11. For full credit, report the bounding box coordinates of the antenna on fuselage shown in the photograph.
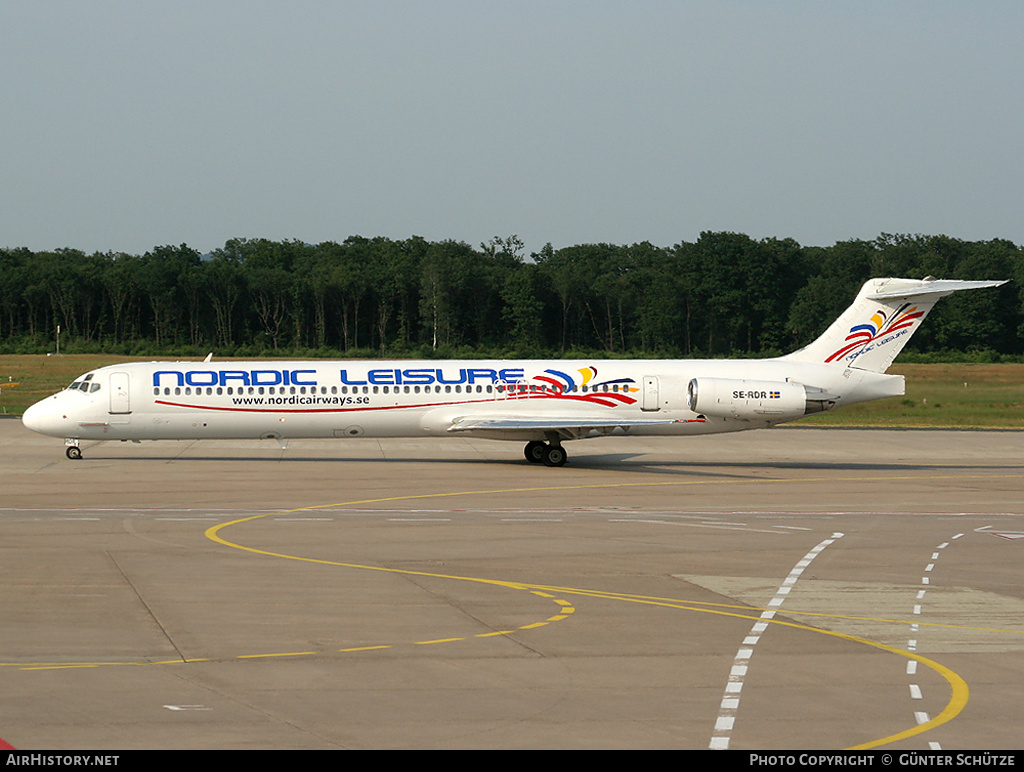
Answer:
[203,353,213,363]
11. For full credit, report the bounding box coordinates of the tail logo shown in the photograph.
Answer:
[825,304,924,363]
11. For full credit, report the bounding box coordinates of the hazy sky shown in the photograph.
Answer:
[2,1,1022,257]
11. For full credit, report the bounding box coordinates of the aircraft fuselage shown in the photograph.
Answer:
[22,357,901,445]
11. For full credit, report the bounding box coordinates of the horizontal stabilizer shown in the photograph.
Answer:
[865,278,1006,299]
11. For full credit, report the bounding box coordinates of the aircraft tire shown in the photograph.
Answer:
[524,441,546,464]
[542,445,567,467]
[66,446,82,460]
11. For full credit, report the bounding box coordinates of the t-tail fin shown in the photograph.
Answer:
[782,277,1006,373]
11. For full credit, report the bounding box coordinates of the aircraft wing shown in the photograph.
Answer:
[446,415,692,441]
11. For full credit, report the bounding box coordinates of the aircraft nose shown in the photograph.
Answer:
[22,400,44,433]
[22,397,65,436]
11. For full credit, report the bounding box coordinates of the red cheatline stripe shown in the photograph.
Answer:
[533,376,564,390]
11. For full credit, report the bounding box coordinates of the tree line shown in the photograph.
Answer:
[1,232,1022,359]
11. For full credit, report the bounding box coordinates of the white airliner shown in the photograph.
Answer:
[22,277,1004,466]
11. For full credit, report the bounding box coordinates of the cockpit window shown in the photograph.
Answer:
[67,373,101,393]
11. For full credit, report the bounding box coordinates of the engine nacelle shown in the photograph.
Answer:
[687,378,830,420]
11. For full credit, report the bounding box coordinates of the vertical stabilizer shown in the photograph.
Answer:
[782,278,1005,373]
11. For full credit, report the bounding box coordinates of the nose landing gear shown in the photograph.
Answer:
[65,440,82,460]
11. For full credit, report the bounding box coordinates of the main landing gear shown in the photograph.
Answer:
[524,440,568,467]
